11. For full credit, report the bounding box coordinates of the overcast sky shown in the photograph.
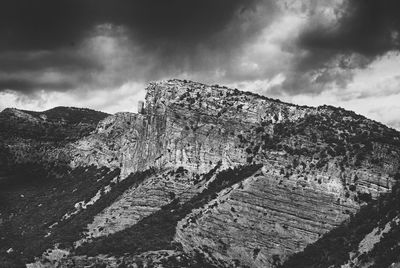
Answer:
[0,0,399,130]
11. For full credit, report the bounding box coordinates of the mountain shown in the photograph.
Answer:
[0,106,109,140]
[0,79,399,268]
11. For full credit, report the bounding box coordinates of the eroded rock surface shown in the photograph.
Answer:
[1,79,400,268]
[70,80,317,178]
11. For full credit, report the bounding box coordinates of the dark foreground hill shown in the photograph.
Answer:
[0,79,399,267]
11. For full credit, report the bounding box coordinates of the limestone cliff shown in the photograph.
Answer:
[70,80,316,177]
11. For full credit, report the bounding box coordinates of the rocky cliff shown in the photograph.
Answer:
[70,80,317,177]
[1,79,400,268]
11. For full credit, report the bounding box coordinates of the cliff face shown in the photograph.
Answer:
[1,80,400,268]
[70,80,316,177]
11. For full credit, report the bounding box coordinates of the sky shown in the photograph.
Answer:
[0,0,400,130]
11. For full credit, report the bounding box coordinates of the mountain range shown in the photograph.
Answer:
[1,79,400,268]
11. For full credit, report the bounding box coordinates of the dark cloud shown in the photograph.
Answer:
[0,0,259,51]
[0,51,101,73]
[0,78,78,92]
[300,0,400,57]
[0,49,104,93]
[0,0,268,93]
[286,0,400,93]
[3,0,400,99]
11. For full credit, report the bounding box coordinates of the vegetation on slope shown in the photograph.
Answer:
[26,106,110,125]
[238,105,399,168]
[2,82,400,267]
[282,173,400,268]
[0,166,152,267]
[75,164,262,259]
[0,106,109,141]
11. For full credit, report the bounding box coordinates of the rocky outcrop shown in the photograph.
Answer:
[175,165,360,267]
[70,80,316,178]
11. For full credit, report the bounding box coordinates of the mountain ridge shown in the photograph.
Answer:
[0,79,399,267]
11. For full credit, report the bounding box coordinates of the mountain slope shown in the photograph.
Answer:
[282,175,400,268]
[0,79,399,267]
[0,106,109,141]
[0,106,109,176]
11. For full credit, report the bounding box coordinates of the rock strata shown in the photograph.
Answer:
[1,80,400,268]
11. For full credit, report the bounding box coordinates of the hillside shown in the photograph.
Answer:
[0,79,399,267]
[0,106,109,141]
[282,178,400,268]
[0,106,109,174]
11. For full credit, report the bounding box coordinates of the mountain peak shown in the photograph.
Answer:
[2,80,400,268]
[146,79,289,107]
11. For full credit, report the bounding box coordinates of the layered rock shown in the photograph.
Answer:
[2,79,400,268]
[175,165,360,267]
[58,80,400,266]
[70,80,316,178]
[82,168,205,241]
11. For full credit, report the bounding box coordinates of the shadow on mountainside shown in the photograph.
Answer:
[0,166,153,267]
[75,164,262,267]
[282,173,400,268]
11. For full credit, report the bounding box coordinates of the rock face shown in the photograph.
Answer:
[1,79,400,268]
[82,169,202,241]
[282,177,400,268]
[71,80,316,177]
[174,168,358,267]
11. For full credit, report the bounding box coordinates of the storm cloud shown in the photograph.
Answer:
[0,0,272,93]
[285,0,400,93]
[0,0,263,50]
[299,0,400,57]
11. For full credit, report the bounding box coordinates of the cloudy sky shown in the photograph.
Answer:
[0,0,400,130]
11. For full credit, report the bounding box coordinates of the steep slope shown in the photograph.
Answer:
[70,80,317,177]
[282,174,400,268]
[1,79,400,268]
[0,107,111,267]
[67,80,400,266]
